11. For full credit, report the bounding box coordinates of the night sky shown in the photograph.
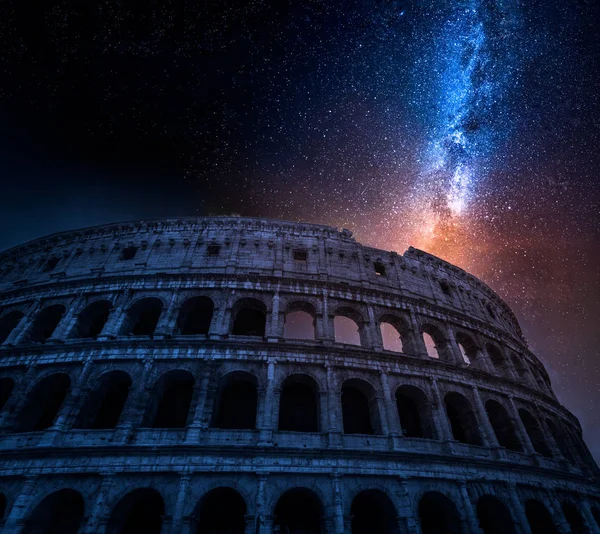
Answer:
[1,1,600,459]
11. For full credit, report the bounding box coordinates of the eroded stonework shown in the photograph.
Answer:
[0,216,598,533]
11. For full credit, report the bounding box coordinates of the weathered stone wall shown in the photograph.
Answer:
[0,217,598,533]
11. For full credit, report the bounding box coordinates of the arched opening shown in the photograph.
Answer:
[194,487,246,534]
[278,374,320,432]
[485,400,522,452]
[525,499,559,534]
[70,300,112,339]
[121,298,163,337]
[0,376,15,412]
[419,491,462,534]
[212,372,258,430]
[455,332,479,365]
[380,323,403,353]
[546,419,575,462]
[562,502,586,534]
[274,488,324,534]
[380,315,414,354]
[144,370,194,428]
[16,373,70,432]
[510,353,531,383]
[74,371,132,429]
[0,310,24,343]
[27,305,65,343]
[231,298,266,337]
[23,489,84,534]
[444,392,482,446]
[476,495,517,534]
[591,506,600,528]
[421,325,449,361]
[486,344,508,376]
[283,302,316,340]
[395,385,436,439]
[518,409,552,457]
[107,488,164,534]
[342,379,380,435]
[177,296,214,335]
[351,489,398,534]
[334,313,362,346]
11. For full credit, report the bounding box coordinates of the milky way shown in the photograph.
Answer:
[1,0,600,460]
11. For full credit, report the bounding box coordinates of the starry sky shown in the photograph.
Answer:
[1,0,600,460]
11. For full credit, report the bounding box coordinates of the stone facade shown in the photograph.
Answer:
[0,216,598,534]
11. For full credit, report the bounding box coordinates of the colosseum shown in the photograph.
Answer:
[0,216,598,534]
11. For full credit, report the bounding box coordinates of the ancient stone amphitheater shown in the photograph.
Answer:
[0,216,598,534]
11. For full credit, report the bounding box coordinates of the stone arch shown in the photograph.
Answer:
[144,370,195,428]
[26,304,65,343]
[333,306,365,347]
[23,488,85,534]
[454,331,479,365]
[351,489,398,534]
[379,314,412,353]
[211,371,258,430]
[546,418,575,462]
[177,296,214,335]
[0,310,24,343]
[283,301,316,340]
[395,385,436,439]
[278,374,320,432]
[341,378,381,435]
[485,399,522,452]
[561,501,586,534]
[418,491,462,534]
[444,392,482,446]
[518,409,552,457]
[106,487,165,534]
[74,370,132,429]
[486,343,510,377]
[192,487,247,534]
[15,373,71,432]
[421,323,451,361]
[0,376,15,412]
[274,487,324,534]
[476,494,517,534]
[231,297,267,337]
[510,352,532,383]
[70,300,113,339]
[120,297,163,337]
[525,499,560,534]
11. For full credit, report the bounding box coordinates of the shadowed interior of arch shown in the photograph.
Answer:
[525,499,560,534]
[177,296,214,335]
[15,373,71,432]
[144,371,194,428]
[518,409,552,458]
[562,502,586,534]
[476,495,517,534]
[342,379,380,435]
[231,298,266,337]
[107,488,164,534]
[212,372,258,430]
[418,491,462,534]
[23,489,84,534]
[485,400,522,452]
[351,489,399,534]
[0,310,24,343]
[274,488,324,534]
[278,374,320,432]
[27,305,65,343]
[193,487,246,534]
[121,298,163,337]
[395,385,436,439]
[70,300,112,339]
[444,392,482,446]
[0,376,15,412]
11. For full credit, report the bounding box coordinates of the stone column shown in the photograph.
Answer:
[48,295,87,341]
[430,379,453,442]
[326,364,342,448]
[4,299,41,346]
[375,393,390,436]
[318,292,335,343]
[470,386,500,449]
[580,500,600,534]
[81,473,117,534]
[154,292,180,338]
[2,476,38,533]
[533,407,561,459]
[395,478,416,534]
[258,360,276,445]
[0,365,39,429]
[169,472,192,534]
[97,291,132,339]
[255,473,271,534]
[331,474,345,534]
[472,334,496,374]
[367,305,383,351]
[544,492,571,534]
[506,485,533,534]
[445,327,467,366]
[209,292,234,338]
[244,515,257,534]
[458,482,482,534]
[407,310,428,359]
[380,372,401,447]
[267,291,282,341]
[185,369,212,443]
[508,396,535,455]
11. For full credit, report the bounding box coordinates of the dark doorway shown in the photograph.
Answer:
[231,299,266,337]
[107,488,164,534]
[395,385,436,439]
[145,370,194,428]
[278,375,319,432]
[525,499,559,534]
[16,373,70,432]
[71,300,112,339]
[274,488,323,534]
[444,392,482,445]
[0,376,15,412]
[121,298,163,337]
[0,310,24,343]
[178,297,214,335]
[342,380,379,435]
[419,491,462,534]
[519,409,552,457]
[23,489,84,534]
[485,400,522,451]
[212,372,258,430]
[351,489,399,534]
[27,305,65,343]
[194,487,246,534]
[75,371,132,429]
[476,495,517,534]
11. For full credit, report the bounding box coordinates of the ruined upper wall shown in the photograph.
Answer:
[0,216,524,342]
